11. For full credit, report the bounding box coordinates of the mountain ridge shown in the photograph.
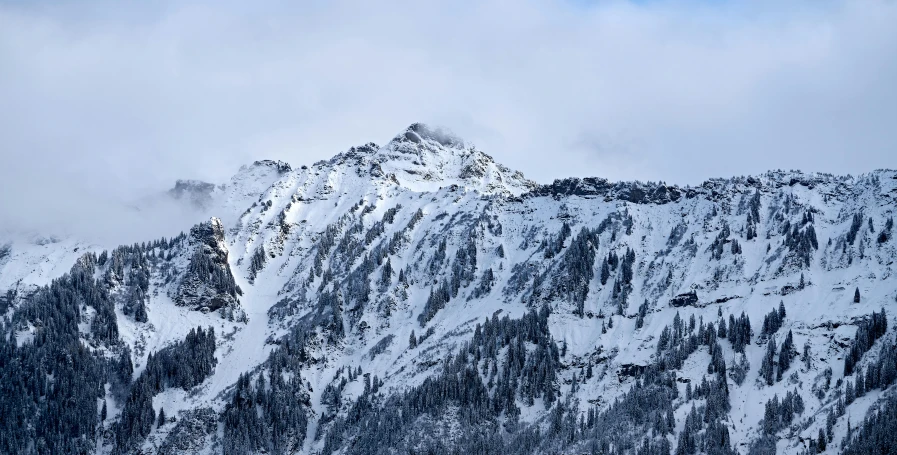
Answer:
[0,124,896,455]
[164,123,895,226]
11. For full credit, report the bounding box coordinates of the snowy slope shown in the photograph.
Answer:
[2,124,896,455]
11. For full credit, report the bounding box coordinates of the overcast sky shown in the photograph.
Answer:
[1,0,896,242]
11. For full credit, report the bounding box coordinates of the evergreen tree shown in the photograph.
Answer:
[762,305,784,336]
[777,330,794,382]
[844,309,888,376]
[826,410,835,442]
[842,389,897,455]
[636,300,649,329]
[761,337,776,386]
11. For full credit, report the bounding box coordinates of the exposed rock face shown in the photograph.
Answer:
[525,170,866,205]
[169,179,216,209]
[527,177,686,204]
[400,122,463,148]
[670,291,699,307]
[253,159,293,174]
[323,123,535,195]
[174,217,241,314]
[157,408,217,455]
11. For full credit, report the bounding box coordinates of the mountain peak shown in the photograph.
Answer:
[169,179,217,209]
[251,159,293,174]
[389,123,465,150]
[377,123,532,195]
[316,123,534,195]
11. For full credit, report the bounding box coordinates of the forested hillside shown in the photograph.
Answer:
[1,124,896,454]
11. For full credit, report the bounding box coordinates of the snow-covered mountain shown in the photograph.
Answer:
[1,123,896,455]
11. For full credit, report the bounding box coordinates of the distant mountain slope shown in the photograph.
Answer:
[1,124,895,455]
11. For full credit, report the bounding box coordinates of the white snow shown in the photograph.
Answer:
[2,125,896,454]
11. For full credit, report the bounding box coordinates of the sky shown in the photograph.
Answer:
[1,0,896,242]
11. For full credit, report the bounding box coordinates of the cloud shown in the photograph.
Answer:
[1,0,895,242]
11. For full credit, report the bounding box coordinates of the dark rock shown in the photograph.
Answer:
[525,178,686,205]
[174,218,241,313]
[169,180,216,209]
[404,131,422,143]
[618,363,647,380]
[392,123,463,148]
[158,408,217,455]
[408,123,462,147]
[670,291,699,307]
[253,159,292,173]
